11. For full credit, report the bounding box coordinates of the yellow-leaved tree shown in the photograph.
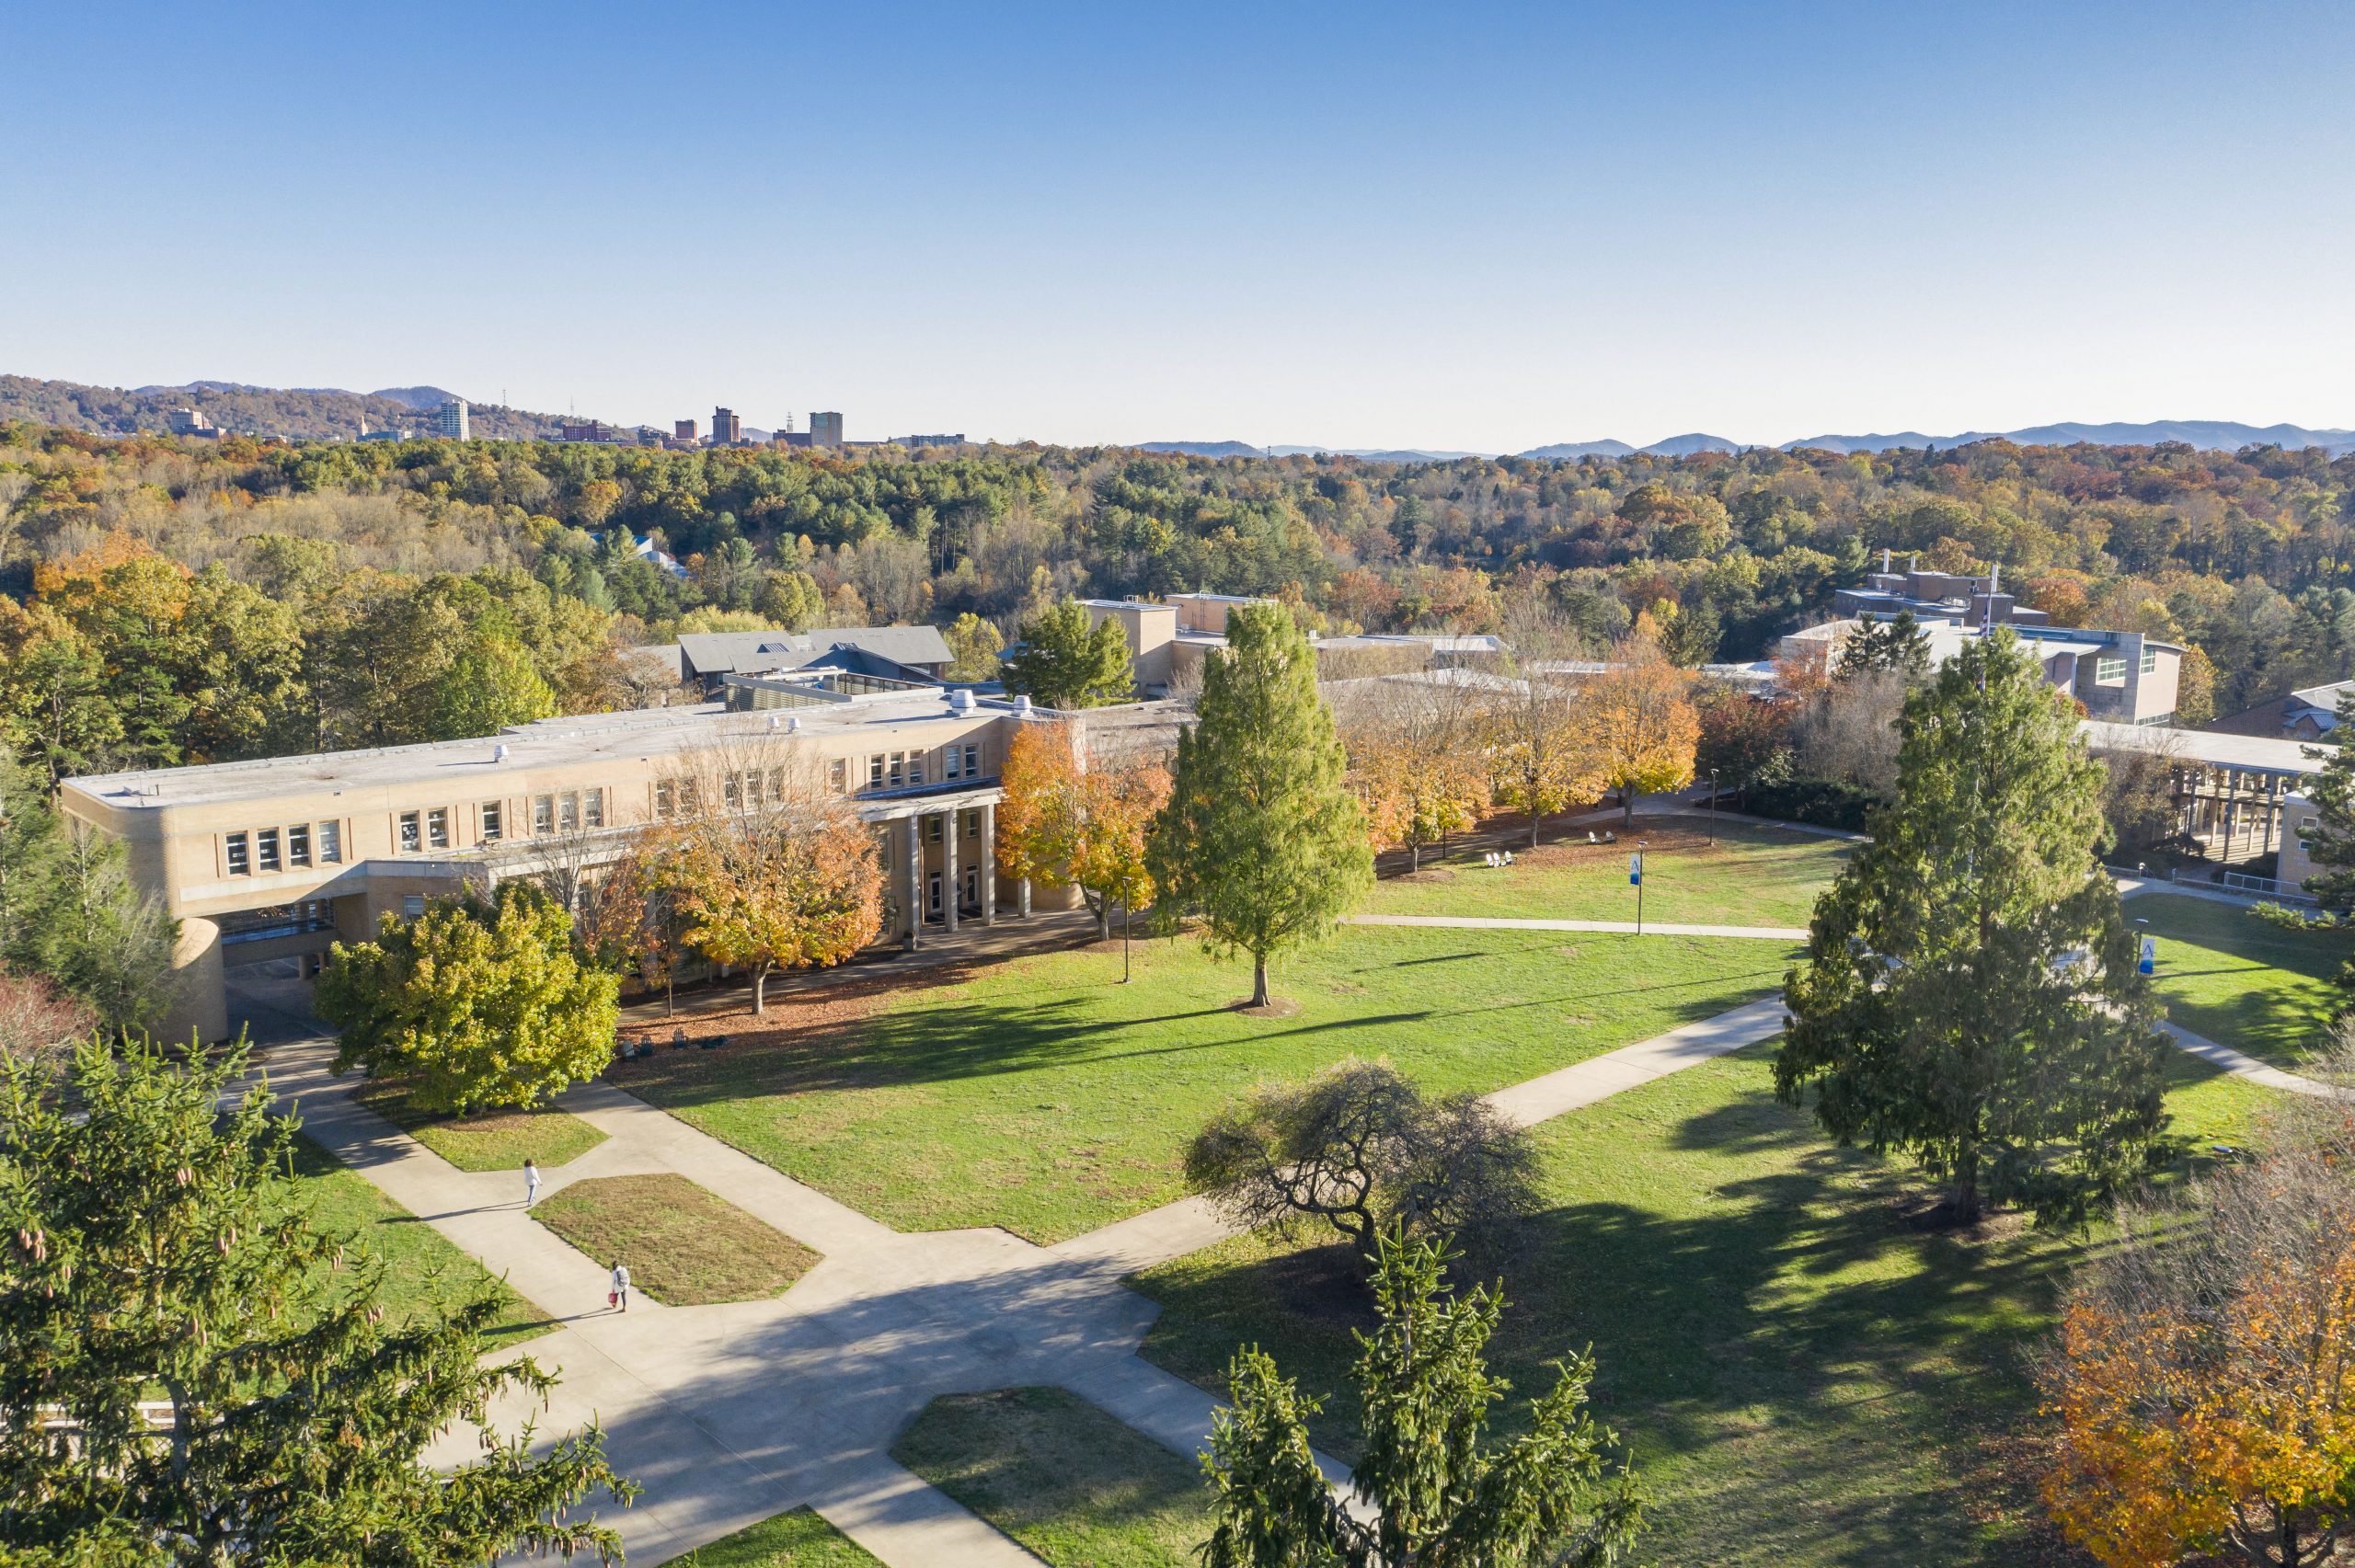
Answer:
[1574,635,1699,824]
[665,735,883,1015]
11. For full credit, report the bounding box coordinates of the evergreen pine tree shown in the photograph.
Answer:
[1002,599,1133,709]
[1150,605,1371,1008]
[0,1036,634,1563]
[1775,630,2170,1224]
[1200,1231,1642,1567]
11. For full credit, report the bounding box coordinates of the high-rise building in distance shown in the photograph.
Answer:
[712,406,742,444]
[431,399,469,441]
[810,410,843,448]
[675,418,697,442]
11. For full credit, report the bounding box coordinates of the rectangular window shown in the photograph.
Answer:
[534,795,555,834]
[397,811,421,853]
[656,780,676,819]
[830,758,848,793]
[427,807,450,850]
[2097,655,2126,683]
[557,792,579,831]
[481,800,504,841]
[879,830,892,870]
[928,814,942,843]
[679,778,699,815]
[964,809,980,839]
[868,755,885,789]
[288,822,311,866]
[724,773,743,810]
[963,742,980,778]
[225,830,250,876]
[888,752,905,788]
[585,788,604,829]
[257,827,281,872]
[2140,645,2158,674]
[402,895,425,919]
[908,749,925,785]
[943,745,961,780]
[319,820,343,864]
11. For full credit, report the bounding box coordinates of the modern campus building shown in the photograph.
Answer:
[1079,593,1505,696]
[627,624,958,696]
[1785,561,2187,726]
[59,688,1105,1045]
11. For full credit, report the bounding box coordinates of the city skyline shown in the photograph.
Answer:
[3,2,2350,452]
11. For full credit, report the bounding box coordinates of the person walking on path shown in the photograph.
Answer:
[523,1157,540,1208]
[610,1260,631,1313]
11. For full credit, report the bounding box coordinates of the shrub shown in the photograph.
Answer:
[1183,1059,1538,1272]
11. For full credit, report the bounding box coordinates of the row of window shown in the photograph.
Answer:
[2093,647,2163,684]
[224,820,344,876]
[406,790,608,850]
[866,742,984,792]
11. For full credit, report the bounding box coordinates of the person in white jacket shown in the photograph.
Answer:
[523,1158,540,1208]
[610,1260,631,1313]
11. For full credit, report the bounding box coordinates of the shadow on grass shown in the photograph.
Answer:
[1139,1083,2080,1566]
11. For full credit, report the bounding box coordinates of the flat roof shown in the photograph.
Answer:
[62,690,1009,812]
[2081,720,2328,776]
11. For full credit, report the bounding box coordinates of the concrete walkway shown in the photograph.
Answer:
[279,986,1800,1567]
[1347,912,1810,941]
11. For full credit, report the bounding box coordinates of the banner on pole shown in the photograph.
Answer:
[1629,853,1642,887]
[2139,934,2155,976]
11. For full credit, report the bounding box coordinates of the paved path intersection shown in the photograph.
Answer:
[277,880,2330,1565]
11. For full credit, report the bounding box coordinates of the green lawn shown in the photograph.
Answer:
[2132,893,2345,1068]
[349,1075,608,1173]
[613,925,1797,1242]
[892,1388,1212,1568]
[672,1507,879,1566]
[289,1136,552,1342]
[1134,1045,2276,1567]
[533,1173,820,1305]
[1366,819,1850,929]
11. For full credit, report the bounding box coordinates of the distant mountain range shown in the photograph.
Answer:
[4,374,572,441]
[1142,419,2355,463]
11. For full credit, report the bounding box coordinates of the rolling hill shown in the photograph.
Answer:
[4,373,572,441]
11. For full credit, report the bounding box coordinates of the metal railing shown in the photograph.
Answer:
[2171,866,2318,903]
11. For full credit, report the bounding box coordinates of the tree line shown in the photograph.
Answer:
[8,421,2355,785]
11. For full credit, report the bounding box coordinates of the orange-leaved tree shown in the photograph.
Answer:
[997,717,1170,941]
[998,717,1084,903]
[664,735,882,1014]
[1574,635,1699,824]
[1335,674,1484,870]
[2039,1084,2355,1568]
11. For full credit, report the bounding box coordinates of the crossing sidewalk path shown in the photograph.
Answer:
[276,990,1803,1567]
[278,870,2334,1566]
[1346,912,1810,940]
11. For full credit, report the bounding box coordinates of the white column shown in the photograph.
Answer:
[1018,875,1031,917]
[943,807,960,934]
[904,814,923,949]
[981,802,997,926]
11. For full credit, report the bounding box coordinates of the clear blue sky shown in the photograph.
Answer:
[3,2,2349,452]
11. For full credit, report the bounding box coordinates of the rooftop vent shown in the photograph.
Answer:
[493,743,510,762]
[948,688,975,713]
[1013,694,1033,715]
[787,715,802,733]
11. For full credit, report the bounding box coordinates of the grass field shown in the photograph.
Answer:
[1366,819,1850,929]
[532,1173,820,1305]
[613,924,1798,1242]
[1133,1045,2275,1567]
[290,1136,552,1342]
[671,1508,879,1565]
[892,1388,1212,1567]
[349,1075,608,1172]
[2131,892,2345,1067]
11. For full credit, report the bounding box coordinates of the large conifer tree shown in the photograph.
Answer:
[1151,605,1371,1008]
[1775,630,2170,1224]
[0,1037,634,1563]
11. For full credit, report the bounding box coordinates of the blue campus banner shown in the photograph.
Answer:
[1629,853,1642,887]
[2139,935,2155,976]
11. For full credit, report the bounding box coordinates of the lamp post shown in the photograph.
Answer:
[1631,841,1647,936]
[2136,917,2155,977]
[1708,769,1719,844]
